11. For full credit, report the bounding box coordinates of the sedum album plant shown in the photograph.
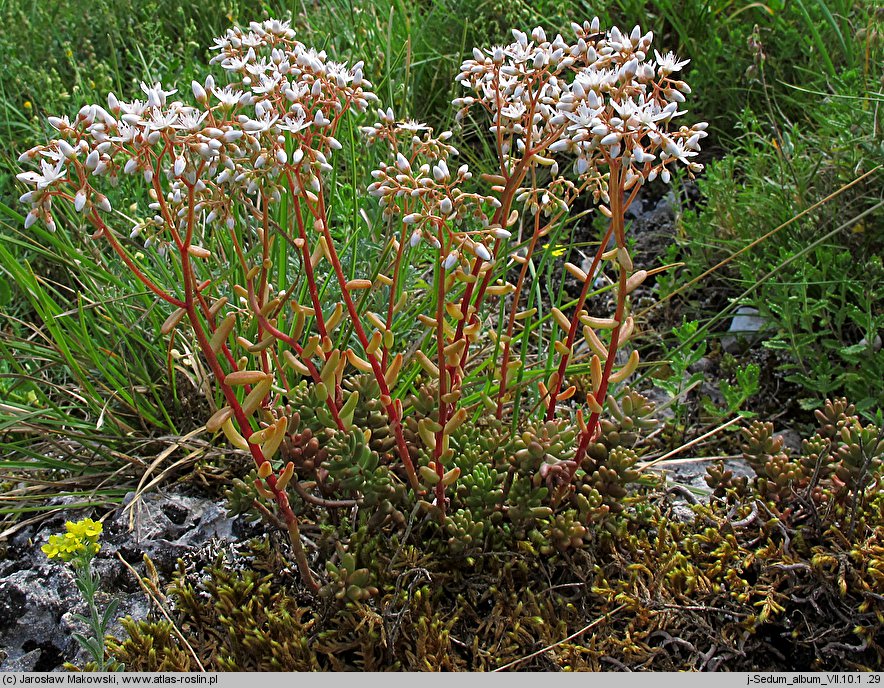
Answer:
[18,18,705,590]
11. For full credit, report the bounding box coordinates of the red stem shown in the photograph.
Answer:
[569,265,628,478]
[495,207,542,418]
[287,171,330,342]
[543,221,614,420]
[567,164,630,480]
[382,220,410,369]
[245,279,346,431]
[545,169,641,419]
[184,218,318,591]
[90,212,184,308]
[433,224,449,513]
[310,186,420,491]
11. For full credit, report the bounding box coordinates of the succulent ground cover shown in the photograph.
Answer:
[106,398,884,671]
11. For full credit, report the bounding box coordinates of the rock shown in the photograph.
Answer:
[0,491,238,671]
[656,190,677,214]
[668,501,696,524]
[625,196,645,220]
[727,306,766,333]
[858,334,883,352]
[639,386,675,421]
[687,356,715,375]
[105,491,235,573]
[664,461,711,493]
[1,648,44,672]
[658,457,755,525]
[647,191,676,225]
[700,380,725,408]
[663,457,755,497]
[0,557,83,671]
[775,429,803,455]
[721,306,768,354]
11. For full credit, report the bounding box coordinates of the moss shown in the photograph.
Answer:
[110,397,884,670]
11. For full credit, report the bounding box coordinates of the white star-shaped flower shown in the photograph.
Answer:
[654,50,690,76]
[16,158,67,189]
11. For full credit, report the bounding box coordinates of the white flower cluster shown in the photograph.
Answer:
[452,19,707,193]
[363,108,503,268]
[17,19,377,245]
[361,19,706,272]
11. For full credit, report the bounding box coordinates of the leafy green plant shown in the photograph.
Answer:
[42,518,124,671]
[759,252,884,413]
[656,76,884,416]
[651,318,707,432]
[714,357,760,418]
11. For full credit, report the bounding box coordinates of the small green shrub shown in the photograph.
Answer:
[657,87,884,415]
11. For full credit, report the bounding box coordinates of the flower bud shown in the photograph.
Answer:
[58,140,75,160]
[474,243,492,262]
[83,150,99,172]
[493,228,512,240]
[600,132,620,146]
[192,80,207,103]
[74,190,87,213]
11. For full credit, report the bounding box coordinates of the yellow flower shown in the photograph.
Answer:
[40,538,61,559]
[67,517,102,541]
[42,533,79,561]
[23,101,32,111]
[43,518,102,562]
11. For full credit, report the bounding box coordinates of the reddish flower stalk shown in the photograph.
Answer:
[286,173,330,342]
[448,23,705,457]
[311,189,420,491]
[494,178,587,420]
[434,229,451,512]
[244,279,346,431]
[544,172,643,420]
[496,209,543,419]
[88,207,320,591]
[567,167,632,477]
[89,214,183,309]
[18,17,707,546]
[381,219,411,370]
